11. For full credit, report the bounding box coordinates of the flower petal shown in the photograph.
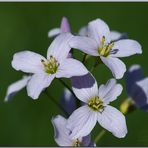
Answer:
[100,56,126,79]
[88,18,111,45]
[110,31,127,41]
[69,36,98,56]
[51,115,72,146]
[47,33,73,63]
[67,105,97,139]
[125,64,144,96]
[78,26,88,36]
[12,51,45,73]
[56,58,88,78]
[60,88,76,115]
[48,28,61,38]
[4,76,31,102]
[71,73,98,103]
[27,73,55,99]
[132,78,148,110]
[98,105,127,138]
[111,39,142,57]
[60,17,71,33]
[99,79,123,104]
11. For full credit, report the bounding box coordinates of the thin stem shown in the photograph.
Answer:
[82,53,87,64]
[44,89,69,117]
[94,129,106,143]
[59,79,77,99]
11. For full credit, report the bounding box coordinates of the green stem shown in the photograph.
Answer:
[44,89,69,117]
[82,53,87,64]
[90,57,102,73]
[94,129,106,143]
[59,79,77,99]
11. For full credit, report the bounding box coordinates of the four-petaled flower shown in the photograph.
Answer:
[70,18,142,79]
[51,115,95,146]
[12,33,88,99]
[67,74,127,139]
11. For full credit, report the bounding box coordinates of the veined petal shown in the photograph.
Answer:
[69,36,98,56]
[98,105,127,138]
[67,105,97,139]
[71,73,98,103]
[12,51,45,73]
[111,39,142,57]
[125,64,144,96]
[27,73,55,99]
[100,56,126,79]
[51,115,72,146]
[99,79,123,104]
[48,28,61,38]
[60,17,71,33]
[88,18,111,45]
[4,76,31,102]
[56,58,88,78]
[47,33,73,63]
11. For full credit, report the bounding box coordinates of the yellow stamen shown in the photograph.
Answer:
[88,96,104,112]
[98,36,114,57]
[41,55,59,74]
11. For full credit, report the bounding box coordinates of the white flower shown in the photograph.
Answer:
[125,65,148,111]
[67,74,127,139]
[51,115,95,146]
[48,17,70,38]
[4,75,31,102]
[70,18,142,79]
[79,26,128,42]
[12,33,88,99]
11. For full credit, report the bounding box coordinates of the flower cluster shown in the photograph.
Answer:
[5,17,147,147]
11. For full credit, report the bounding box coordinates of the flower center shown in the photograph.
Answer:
[72,138,82,147]
[41,55,59,74]
[98,36,114,57]
[88,96,104,111]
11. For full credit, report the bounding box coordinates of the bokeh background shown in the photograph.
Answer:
[0,2,148,146]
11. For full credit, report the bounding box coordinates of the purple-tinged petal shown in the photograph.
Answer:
[100,56,126,79]
[27,73,55,99]
[60,88,76,115]
[60,17,71,33]
[125,64,144,96]
[4,76,31,102]
[12,51,45,74]
[56,58,88,78]
[78,26,88,36]
[69,36,98,56]
[67,105,98,139]
[48,28,61,38]
[97,105,127,138]
[130,78,148,110]
[51,115,72,146]
[47,33,73,63]
[110,31,128,42]
[88,18,111,45]
[99,79,123,104]
[111,39,142,57]
[71,73,98,103]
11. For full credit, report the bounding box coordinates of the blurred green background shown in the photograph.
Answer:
[0,2,148,146]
